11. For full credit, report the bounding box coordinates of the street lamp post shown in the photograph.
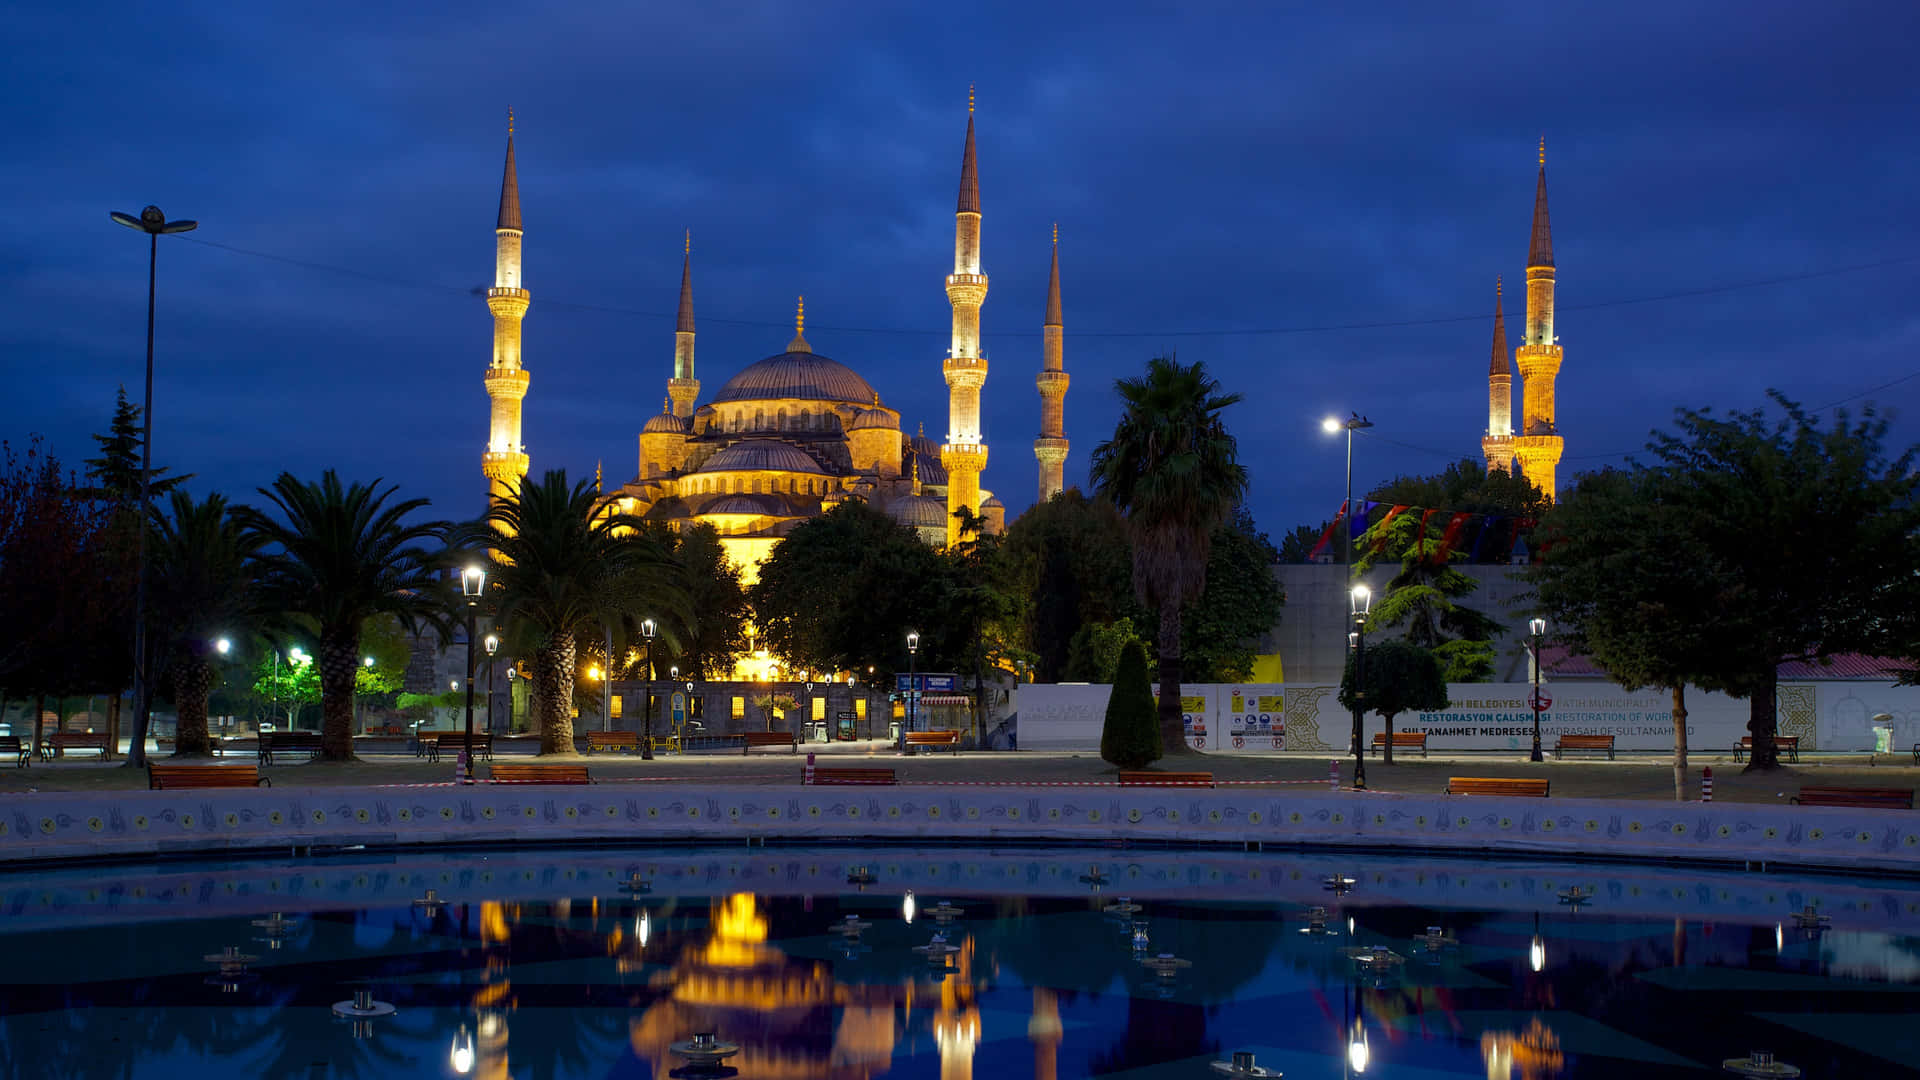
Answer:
[356,656,373,735]
[1323,412,1376,778]
[1528,617,1547,763]
[484,635,499,737]
[505,667,517,733]
[460,565,486,783]
[639,618,656,760]
[111,205,198,769]
[1349,584,1372,790]
[903,631,921,751]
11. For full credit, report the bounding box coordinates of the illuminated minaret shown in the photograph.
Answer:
[1033,224,1069,502]
[481,111,532,513]
[941,87,989,547]
[1512,137,1564,500]
[1480,277,1514,473]
[667,230,699,419]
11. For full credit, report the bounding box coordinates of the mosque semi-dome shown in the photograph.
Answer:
[695,438,829,475]
[642,411,690,434]
[712,350,880,406]
[889,494,949,530]
[848,408,897,431]
[700,494,793,517]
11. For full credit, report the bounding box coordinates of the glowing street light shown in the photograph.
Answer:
[459,565,487,783]
[214,637,231,656]
[1348,584,1373,789]
[449,1025,475,1074]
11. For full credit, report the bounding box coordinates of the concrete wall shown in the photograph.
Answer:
[1271,563,1542,685]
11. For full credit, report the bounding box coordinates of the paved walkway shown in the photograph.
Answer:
[6,745,1917,804]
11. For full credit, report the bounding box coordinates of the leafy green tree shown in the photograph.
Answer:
[146,491,266,755]
[251,647,320,726]
[930,507,1024,740]
[1531,467,1741,798]
[1631,393,1919,771]
[465,470,685,756]
[1000,491,1141,680]
[750,499,944,688]
[1355,510,1504,681]
[240,471,451,759]
[1337,637,1448,764]
[1276,522,1324,564]
[1090,355,1249,755]
[1100,640,1161,769]
[1366,458,1548,563]
[1174,506,1283,682]
[664,523,749,680]
[1064,617,1149,683]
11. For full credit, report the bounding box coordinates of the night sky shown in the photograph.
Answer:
[8,1,1919,538]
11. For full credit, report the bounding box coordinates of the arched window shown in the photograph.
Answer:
[776,408,788,430]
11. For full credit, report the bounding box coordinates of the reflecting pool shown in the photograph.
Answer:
[2,846,1918,1078]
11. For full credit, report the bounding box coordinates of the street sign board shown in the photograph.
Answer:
[895,673,960,693]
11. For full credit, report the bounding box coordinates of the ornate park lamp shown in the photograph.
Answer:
[904,630,921,749]
[460,565,486,782]
[639,617,657,759]
[1349,584,1371,790]
[1529,617,1547,762]
[483,635,499,736]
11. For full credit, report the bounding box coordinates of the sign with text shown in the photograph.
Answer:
[895,673,960,694]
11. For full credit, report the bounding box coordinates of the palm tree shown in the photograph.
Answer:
[465,470,686,755]
[147,490,266,756]
[1089,355,1248,754]
[240,471,449,760]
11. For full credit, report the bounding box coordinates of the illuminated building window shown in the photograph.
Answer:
[854,699,866,720]
[690,694,704,719]
[812,697,826,721]
[611,695,623,718]
[731,696,745,720]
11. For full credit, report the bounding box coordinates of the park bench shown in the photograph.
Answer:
[742,730,798,755]
[42,732,113,761]
[1733,735,1800,763]
[258,730,323,766]
[490,763,591,785]
[807,766,898,786]
[1445,777,1550,797]
[148,764,269,789]
[1554,734,1616,760]
[1117,770,1216,787]
[904,730,962,754]
[585,731,640,754]
[1790,786,1914,809]
[424,733,493,764]
[0,736,28,767]
[1368,731,1429,757]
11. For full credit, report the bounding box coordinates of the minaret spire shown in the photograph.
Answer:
[1513,137,1565,500]
[942,87,990,545]
[1480,277,1513,474]
[667,230,700,418]
[1034,224,1069,502]
[481,113,532,520]
[787,295,811,353]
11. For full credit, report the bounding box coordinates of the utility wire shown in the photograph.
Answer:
[183,235,1920,341]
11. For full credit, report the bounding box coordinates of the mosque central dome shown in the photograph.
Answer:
[712,350,879,406]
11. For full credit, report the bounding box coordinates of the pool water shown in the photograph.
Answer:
[2,846,1917,1078]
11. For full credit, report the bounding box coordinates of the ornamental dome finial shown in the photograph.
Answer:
[787,296,811,353]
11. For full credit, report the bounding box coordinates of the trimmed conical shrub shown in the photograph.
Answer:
[1101,639,1162,770]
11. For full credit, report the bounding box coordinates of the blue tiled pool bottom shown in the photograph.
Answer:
[2,846,1917,1078]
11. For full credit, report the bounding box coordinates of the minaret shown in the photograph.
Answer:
[1034,224,1069,502]
[1480,277,1514,473]
[940,86,989,548]
[482,111,532,514]
[667,230,700,419]
[1512,137,1565,500]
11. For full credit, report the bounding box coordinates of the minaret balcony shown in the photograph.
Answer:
[1035,370,1070,394]
[485,368,531,397]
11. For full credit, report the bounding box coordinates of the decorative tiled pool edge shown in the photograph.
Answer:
[3,785,1916,872]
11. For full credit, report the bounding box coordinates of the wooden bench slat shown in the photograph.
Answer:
[489,764,591,785]
[1118,771,1215,787]
[585,732,639,753]
[1445,777,1550,797]
[1734,735,1801,763]
[1791,786,1913,809]
[904,730,962,754]
[425,734,493,764]
[149,764,268,789]
[809,766,897,785]
[1368,732,1429,757]
[743,731,797,755]
[0,736,28,767]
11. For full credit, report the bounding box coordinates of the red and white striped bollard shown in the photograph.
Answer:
[805,752,816,786]
[1701,765,1713,802]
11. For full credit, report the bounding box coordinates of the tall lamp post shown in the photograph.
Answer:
[639,618,657,760]
[356,655,373,734]
[460,565,486,783]
[903,630,921,750]
[483,635,499,737]
[1323,412,1375,758]
[1349,584,1372,790]
[1528,617,1547,762]
[505,667,517,733]
[111,205,198,769]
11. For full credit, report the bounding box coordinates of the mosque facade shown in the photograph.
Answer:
[478,98,1071,579]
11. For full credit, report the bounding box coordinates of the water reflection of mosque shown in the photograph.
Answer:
[470,892,1051,1080]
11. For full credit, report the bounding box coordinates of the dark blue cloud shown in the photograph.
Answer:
[4,0,1917,536]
